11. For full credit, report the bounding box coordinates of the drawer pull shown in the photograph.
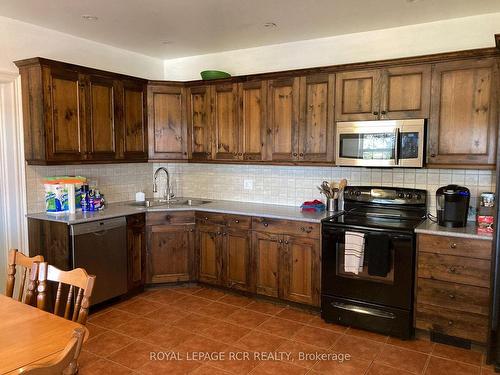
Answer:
[234,220,240,223]
[216,231,222,236]
[301,227,312,233]
[450,243,457,249]
[448,267,457,274]
[284,240,289,245]
[448,320,454,326]
[223,232,227,236]
[448,294,455,299]
[204,217,209,220]
[263,222,269,227]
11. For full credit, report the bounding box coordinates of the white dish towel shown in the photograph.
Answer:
[344,231,366,275]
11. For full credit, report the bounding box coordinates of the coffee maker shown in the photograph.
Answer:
[436,185,470,228]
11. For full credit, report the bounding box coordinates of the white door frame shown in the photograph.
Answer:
[0,71,28,292]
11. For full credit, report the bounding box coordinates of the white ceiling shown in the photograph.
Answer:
[1,0,500,60]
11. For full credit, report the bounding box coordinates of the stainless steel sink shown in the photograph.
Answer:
[131,198,211,208]
[177,199,211,206]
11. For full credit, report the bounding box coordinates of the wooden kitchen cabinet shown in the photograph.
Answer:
[86,75,118,161]
[239,81,267,161]
[298,74,335,162]
[428,58,498,167]
[187,85,213,160]
[212,83,240,160]
[146,212,196,284]
[197,223,223,285]
[335,69,381,121]
[335,65,431,121]
[252,231,282,298]
[120,80,148,160]
[147,83,188,160]
[223,229,253,292]
[415,233,492,344]
[126,214,146,292]
[267,77,300,161]
[15,58,148,164]
[251,217,321,306]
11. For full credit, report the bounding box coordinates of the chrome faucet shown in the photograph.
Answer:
[153,167,174,201]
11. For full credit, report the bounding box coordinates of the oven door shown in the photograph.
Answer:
[321,225,415,310]
[336,119,425,167]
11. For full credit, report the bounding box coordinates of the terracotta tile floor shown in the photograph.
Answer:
[79,285,493,374]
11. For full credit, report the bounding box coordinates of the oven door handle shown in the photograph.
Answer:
[394,127,400,165]
[331,302,396,319]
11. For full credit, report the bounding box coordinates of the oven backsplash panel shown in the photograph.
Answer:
[25,162,495,218]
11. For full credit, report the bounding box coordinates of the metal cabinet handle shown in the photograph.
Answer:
[234,220,240,223]
[450,243,457,249]
[380,110,387,115]
[284,240,289,244]
[300,227,312,233]
[448,294,455,299]
[204,217,209,220]
[448,267,457,274]
[279,239,283,244]
[293,153,298,157]
[373,111,379,116]
[430,153,436,158]
[448,320,454,326]
[216,231,222,236]
[223,232,227,236]
[263,222,269,227]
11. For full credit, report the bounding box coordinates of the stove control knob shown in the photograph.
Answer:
[415,194,421,200]
[398,192,404,199]
[405,193,413,199]
[355,190,361,197]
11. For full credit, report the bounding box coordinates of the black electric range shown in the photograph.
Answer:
[321,186,427,339]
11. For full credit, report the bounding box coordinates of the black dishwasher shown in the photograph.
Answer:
[70,217,128,305]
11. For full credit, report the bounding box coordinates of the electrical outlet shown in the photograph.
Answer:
[243,179,254,190]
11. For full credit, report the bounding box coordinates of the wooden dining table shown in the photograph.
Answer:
[0,294,88,374]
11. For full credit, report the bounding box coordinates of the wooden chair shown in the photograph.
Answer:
[37,262,96,325]
[18,327,85,374]
[6,249,44,305]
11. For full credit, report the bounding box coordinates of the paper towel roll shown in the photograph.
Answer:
[67,184,76,214]
[136,191,145,202]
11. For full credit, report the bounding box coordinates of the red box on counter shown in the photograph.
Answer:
[478,215,494,234]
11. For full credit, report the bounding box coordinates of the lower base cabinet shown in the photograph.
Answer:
[126,214,147,292]
[147,212,320,307]
[147,212,196,283]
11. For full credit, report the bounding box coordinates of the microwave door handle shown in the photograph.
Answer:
[394,128,400,165]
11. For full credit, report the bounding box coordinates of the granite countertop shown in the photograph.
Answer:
[26,198,332,225]
[415,220,493,241]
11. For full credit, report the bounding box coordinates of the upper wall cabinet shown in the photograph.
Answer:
[267,77,300,161]
[147,83,188,160]
[15,58,148,164]
[239,81,267,162]
[212,83,240,161]
[335,65,431,121]
[187,85,213,161]
[428,59,498,167]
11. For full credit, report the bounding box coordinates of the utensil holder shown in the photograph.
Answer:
[327,198,338,212]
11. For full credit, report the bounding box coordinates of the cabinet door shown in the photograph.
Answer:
[197,225,222,285]
[281,235,320,306]
[380,65,431,119]
[252,231,282,298]
[127,214,146,291]
[239,81,267,161]
[428,59,498,166]
[223,229,252,292]
[335,70,381,121]
[188,86,213,160]
[121,81,147,160]
[44,67,86,161]
[147,224,194,283]
[147,84,188,160]
[212,84,240,160]
[298,74,335,162]
[267,77,300,161]
[86,75,117,160]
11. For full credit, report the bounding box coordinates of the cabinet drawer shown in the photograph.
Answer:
[196,212,226,225]
[225,214,252,230]
[418,252,490,288]
[146,211,195,226]
[418,234,492,260]
[252,217,320,237]
[127,213,145,226]
[416,303,488,343]
[417,278,489,316]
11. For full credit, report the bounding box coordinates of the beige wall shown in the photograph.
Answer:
[0,15,164,79]
[163,13,500,80]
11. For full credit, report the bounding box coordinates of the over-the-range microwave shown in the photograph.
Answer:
[335,119,426,168]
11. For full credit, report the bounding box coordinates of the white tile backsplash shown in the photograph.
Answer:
[25,162,496,217]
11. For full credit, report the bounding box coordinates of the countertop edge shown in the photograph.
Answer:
[415,227,493,241]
